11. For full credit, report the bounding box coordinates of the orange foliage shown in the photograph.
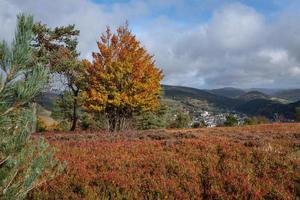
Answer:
[82,24,163,131]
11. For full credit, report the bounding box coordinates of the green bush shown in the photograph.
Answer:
[169,111,191,129]
[192,120,206,128]
[244,116,269,125]
[36,117,48,132]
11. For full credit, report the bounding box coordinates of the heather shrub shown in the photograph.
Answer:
[36,118,70,132]
[36,117,48,132]
[28,130,299,199]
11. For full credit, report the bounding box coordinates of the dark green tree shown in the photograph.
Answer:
[0,14,63,199]
[50,49,84,131]
[244,116,269,125]
[51,91,74,122]
[32,22,79,62]
[295,107,300,122]
[224,115,238,127]
[134,104,171,130]
[32,22,83,131]
[192,120,206,128]
[169,111,191,129]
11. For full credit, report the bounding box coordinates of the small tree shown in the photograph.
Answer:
[32,23,83,131]
[244,116,269,125]
[0,15,63,199]
[295,107,300,122]
[134,103,171,130]
[51,91,74,129]
[83,24,163,131]
[192,120,206,128]
[224,115,238,127]
[169,111,191,129]
[50,48,84,131]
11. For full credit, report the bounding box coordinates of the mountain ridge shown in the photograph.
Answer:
[162,85,300,120]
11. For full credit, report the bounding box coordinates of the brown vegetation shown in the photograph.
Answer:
[29,123,300,199]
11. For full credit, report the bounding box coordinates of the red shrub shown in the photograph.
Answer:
[28,124,300,199]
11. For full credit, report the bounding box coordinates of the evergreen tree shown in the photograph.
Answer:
[51,90,84,131]
[134,103,171,130]
[224,115,238,127]
[32,22,83,131]
[169,111,191,129]
[244,116,269,125]
[51,91,74,122]
[0,14,63,200]
[295,107,300,122]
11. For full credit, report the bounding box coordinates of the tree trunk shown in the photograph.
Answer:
[70,91,78,131]
[31,102,37,133]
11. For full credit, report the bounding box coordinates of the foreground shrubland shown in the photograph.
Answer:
[28,124,300,199]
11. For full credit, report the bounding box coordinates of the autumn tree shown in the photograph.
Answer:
[32,23,84,131]
[83,24,163,131]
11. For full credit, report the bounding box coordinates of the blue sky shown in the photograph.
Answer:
[91,0,299,23]
[1,0,300,88]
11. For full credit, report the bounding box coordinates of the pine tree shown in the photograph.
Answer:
[133,103,171,130]
[49,48,84,131]
[0,14,63,200]
[169,111,191,129]
[32,22,82,131]
[224,115,238,127]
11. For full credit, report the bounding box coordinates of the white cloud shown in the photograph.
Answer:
[258,49,289,64]
[1,0,300,88]
[207,3,264,50]
[0,0,19,42]
[0,0,150,57]
[138,3,300,88]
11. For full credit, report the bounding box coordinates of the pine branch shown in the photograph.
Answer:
[2,169,19,195]
[0,156,10,167]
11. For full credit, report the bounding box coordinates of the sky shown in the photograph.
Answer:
[0,0,300,89]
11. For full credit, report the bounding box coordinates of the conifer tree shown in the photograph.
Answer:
[32,22,82,131]
[0,14,63,200]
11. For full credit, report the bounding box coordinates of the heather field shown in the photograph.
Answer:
[29,124,300,200]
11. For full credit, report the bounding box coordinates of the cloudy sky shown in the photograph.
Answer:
[1,0,300,89]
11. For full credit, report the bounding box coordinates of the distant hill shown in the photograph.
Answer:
[245,88,282,96]
[208,87,246,98]
[238,91,270,101]
[274,89,300,102]
[162,85,243,109]
[236,99,300,119]
[162,85,300,120]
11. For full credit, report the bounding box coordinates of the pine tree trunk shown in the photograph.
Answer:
[70,91,78,131]
[32,102,37,133]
